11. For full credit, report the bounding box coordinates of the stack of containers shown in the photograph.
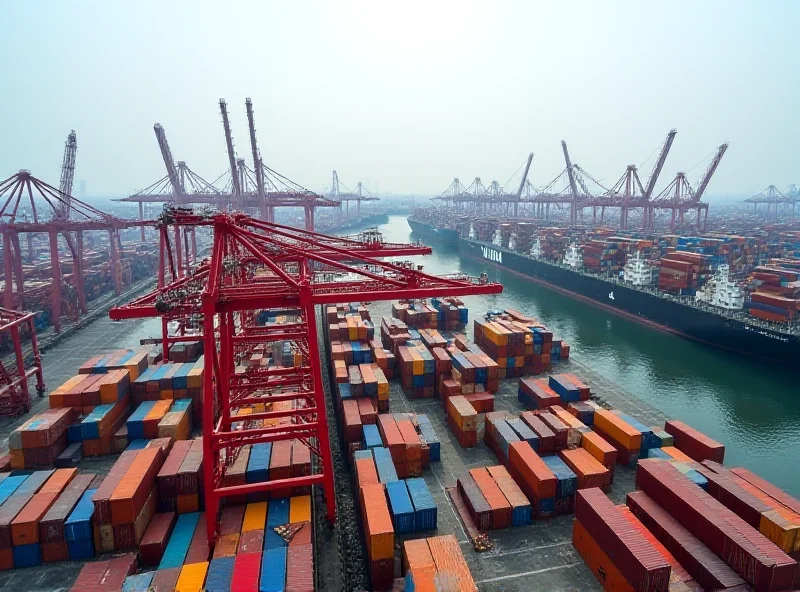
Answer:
[573,488,672,591]
[11,469,78,567]
[658,251,710,295]
[392,300,438,329]
[447,395,478,448]
[484,415,521,465]
[157,439,202,513]
[517,377,560,410]
[535,411,569,451]
[548,374,590,403]
[8,408,76,469]
[48,368,131,413]
[157,398,192,441]
[580,430,618,479]
[550,405,589,448]
[430,296,468,330]
[592,408,642,467]
[748,265,800,323]
[637,459,798,590]
[139,511,177,566]
[507,441,557,518]
[78,347,152,379]
[360,482,395,589]
[405,478,438,531]
[379,316,411,356]
[402,535,478,592]
[626,489,748,591]
[158,511,202,588]
[38,472,96,563]
[542,455,578,515]
[397,341,436,398]
[520,411,556,455]
[663,420,725,463]
[64,487,98,560]
[558,448,610,490]
[416,415,440,463]
[75,393,131,456]
[385,481,415,534]
[131,357,204,425]
[0,472,51,569]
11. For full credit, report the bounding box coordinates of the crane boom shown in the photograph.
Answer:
[154,124,183,197]
[57,130,78,218]
[219,99,242,207]
[693,143,729,202]
[562,141,579,199]
[245,99,266,211]
[516,153,534,198]
[644,129,677,198]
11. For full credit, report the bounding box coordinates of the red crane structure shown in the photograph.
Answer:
[650,143,728,230]
[110,208,503,543]
[745,185,796,219]
[0,306,44,417]
[328,171,379,221]
[123,100,339,232]
[1,170,148,331]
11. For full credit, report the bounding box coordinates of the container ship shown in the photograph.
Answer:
[409,213,800,365]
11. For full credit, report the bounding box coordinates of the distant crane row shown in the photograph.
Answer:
[434,131,731,231]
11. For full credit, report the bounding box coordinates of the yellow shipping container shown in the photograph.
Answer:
[410,348,424,376]
[760,509,800,553]
[175,561,208,592]
[447,395,477,432]
[593,409,641,451]
[242,502,268,532]
[290,494,312,523]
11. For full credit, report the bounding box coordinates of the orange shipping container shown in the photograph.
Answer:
[396,420,422,462]
[558,448,610,489]
[427,534,478,592]
[581,431,618,471]
[660,446,693,463]
[572,519,635,592]
[355,458,379,489]
[11,492,59,545]
[593,409,641,451]
[402,538,437,592]
[360,483,394,561]
[486,464,530,508]
[508,441,557,500]
[447,396,477,432]
[470,468,512,529]
[110,447,164,525]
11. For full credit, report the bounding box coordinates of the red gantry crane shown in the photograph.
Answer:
[1,169,149,332]
[110,208,502,543]
[328,171,380,221]
[0,306,45,416]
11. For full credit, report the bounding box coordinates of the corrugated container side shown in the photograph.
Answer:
[470,467,512,529]
[405,478,437,531]
[486,464,532,526]
[159,511,200,569]
[457,473,492,532]
[572,518,635,592]
[386,481,415,534]
[664,420,724,464]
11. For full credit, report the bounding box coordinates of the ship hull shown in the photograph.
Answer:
[457,238,800,365]
[407,218,460,246]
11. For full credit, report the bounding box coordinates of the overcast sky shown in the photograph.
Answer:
[4,1,798,200]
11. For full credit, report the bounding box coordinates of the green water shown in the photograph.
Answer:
[346,215,800,495]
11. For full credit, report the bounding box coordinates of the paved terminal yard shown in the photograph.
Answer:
[0,302,668,591]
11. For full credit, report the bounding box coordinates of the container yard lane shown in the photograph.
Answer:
[354,216,800,497]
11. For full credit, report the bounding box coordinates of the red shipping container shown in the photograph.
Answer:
[396,420,422,463]
[470,467,512,529]
[93,450,139,524]
[558,448,610,490]
[184,512,211,564]
[663,420,725,464]
[537,412,568,450]
[575,488,671,591]
[149,567,181,592]
[377,414,405,464]
[238,530,264,554]
[110,446,164,526]
[98,553,137,590]
[140,512,177,566]
[41,540,69,563]
[519,412,555,455]
[730,467,800,515]
[447,415,478,448]
[463,392,495,413]
[636,459,797,591]
[231,551,261,592]
[694,464,773,528]
[357,397,377,424]
[341,399,362,443]
[507,441,557,515]
[39,472,95,545]
[220,505,246,536]
[286,543,314,592]
[0,494,33,549]
[369,557,394,591]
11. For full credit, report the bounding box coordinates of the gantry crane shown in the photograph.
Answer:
[110,208,503,543]
[329,171,379,220]
[57,131,77,219]
[745,185,794,218]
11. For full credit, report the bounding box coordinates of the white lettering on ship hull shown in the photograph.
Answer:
[743,324,790,342]
[480,246,502,264]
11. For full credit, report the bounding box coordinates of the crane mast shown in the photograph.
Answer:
[219,99,242,209]
[561,141,579,224]
[58,130,77,218]
[516,153,534,198]
[154,124,184,197]
[693,143,729,202]
[644,129,677,198]
[245,98,267,219]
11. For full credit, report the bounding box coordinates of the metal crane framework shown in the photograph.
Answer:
[0,306,44,417]
[122,100,340,232]
[1,170,150,331]
[745,185,797,218]
[109,208,503,544]
[328,171,379,220]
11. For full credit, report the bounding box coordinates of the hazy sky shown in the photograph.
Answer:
[4,1,798,200]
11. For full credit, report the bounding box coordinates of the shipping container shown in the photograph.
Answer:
[457,472,492,532]
[159,511,200,569]
[559,448,610,490]
[581,430,618,473]
[507,441,557,517]
[572,518,635,592]
[405,478,437,531]
[361,483,394,561]
[663,420,724,464]
[486,465,532,526]
[470,467,512,529]
[386,480,415,534]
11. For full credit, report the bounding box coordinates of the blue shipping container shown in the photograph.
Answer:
[122,572,156,592]
[405,477,437,531]
[386,481,415,534]
[493,419,521,464]
[416,417,440,462]
[260,547,287,592]
[159,512,200,569]
[65,488,97,541]
[67,539,94,561]
[542,456,577,499]
[205,556,235,592]
[247,442,272,484]
[14,470,52,496]
[265,498,289,551]
[373,447,398,484]
[362,424,382,450]
[0,474,29,506]
[353,449,374,463]
[12,543,41,568]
